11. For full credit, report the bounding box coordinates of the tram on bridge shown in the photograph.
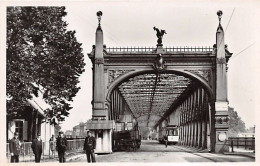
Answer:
[159,125,179,145]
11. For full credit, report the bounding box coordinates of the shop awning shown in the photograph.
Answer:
[86,120,115,130]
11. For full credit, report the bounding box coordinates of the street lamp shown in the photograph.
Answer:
[97,11,103,26]
[217,10,223,24]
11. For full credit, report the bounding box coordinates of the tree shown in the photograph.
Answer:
[7,7,85,123]
[54,124,61,136]
[227,107,246,137]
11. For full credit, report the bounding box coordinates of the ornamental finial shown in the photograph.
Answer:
[217,10,223,24]
[97,11,103,26]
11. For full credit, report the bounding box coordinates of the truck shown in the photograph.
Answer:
[112,115,141,151]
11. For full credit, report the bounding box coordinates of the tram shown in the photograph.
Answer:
[158,125,179,145]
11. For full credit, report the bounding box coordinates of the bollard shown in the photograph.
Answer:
[231,139,234,152]
[237,137,239,148]
[252,137,255,152]
[245,136,247,150]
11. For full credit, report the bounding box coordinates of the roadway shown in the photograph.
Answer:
[68,140,255,162]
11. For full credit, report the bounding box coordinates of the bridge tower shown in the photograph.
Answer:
[87,11,114,153]
[92,11,106,119]
[214,10,229,152]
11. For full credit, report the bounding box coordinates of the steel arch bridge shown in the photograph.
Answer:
[87,11,232,153]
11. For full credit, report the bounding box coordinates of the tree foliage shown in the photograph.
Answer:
[7,7,85,122]
[54,124,62,136]
[228,107,246,137]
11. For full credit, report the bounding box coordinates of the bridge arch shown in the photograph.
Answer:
[106,69,214,102]
[107,69,216,151]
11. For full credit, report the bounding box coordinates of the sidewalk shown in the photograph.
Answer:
[174,145,255,159]
[223,152,255,159]
[6,151,85,163]
[224,147,255,159]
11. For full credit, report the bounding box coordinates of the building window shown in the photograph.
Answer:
[15,120,23,140]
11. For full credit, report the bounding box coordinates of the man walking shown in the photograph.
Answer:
[84,130,96,163]
[31,134,43,163]
[56,131,67,163]
[9,132,21,163]
[164,135,168,148]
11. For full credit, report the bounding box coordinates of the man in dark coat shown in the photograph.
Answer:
[31,134,43,163]
[164,135,168,148]
[9,132,21,163]
[56,131,67,163]
[84,130,96,163]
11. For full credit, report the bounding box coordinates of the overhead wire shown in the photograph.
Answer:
[71,9,122,46]
[102,22,126,46]
[225,8,235,33]
[230,42,255,60]
[215,8,255,62]
[217,8,235,51]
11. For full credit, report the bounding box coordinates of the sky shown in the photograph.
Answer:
[55,1,260,131]
[1,0,259,132]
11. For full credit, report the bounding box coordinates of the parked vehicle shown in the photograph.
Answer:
[113,115,141,151]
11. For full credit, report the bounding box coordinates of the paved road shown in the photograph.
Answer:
[69,140,255,162]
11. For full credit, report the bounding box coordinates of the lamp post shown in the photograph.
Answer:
[217,10,223,24]
[97,11,103,27]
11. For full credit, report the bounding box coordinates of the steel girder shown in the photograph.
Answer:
[117,73,192,127]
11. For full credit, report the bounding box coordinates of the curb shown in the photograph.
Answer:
[67,153,86,161]
[6,152,85,163]
[223,152,255,159]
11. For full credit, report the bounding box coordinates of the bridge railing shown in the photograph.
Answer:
[105,46,213,53]
[6,139,85,162]
[228,137,255,152]
[165,46,213,52]
[106,47,155,52]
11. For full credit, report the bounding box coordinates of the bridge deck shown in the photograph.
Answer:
[69,140,255,162]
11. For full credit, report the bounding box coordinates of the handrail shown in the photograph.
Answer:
[6,139,85,162]
[106,47,155,52]
[228,137,255,152]
[105,46,213,53]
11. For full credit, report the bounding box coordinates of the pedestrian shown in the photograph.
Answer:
[31,134,43,163]
[56,131,67,163]
[164,135,168,148]
[49,134,56,158]
[9,132,21,163]
[83,130,96,163]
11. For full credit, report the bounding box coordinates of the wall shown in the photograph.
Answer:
[41,122,55,155]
